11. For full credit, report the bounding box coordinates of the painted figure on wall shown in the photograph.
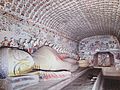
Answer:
[115,53,120,70]
[105,43,109,50]
[101,42,106,50]
[116,53,120,60]
[91,43,96,51]
[94,41,100,50]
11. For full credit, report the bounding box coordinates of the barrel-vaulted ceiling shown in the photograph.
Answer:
[1,0,120,41]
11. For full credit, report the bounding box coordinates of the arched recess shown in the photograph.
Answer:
[93,52,114,67]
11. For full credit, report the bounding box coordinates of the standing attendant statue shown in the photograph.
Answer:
[1,37,9,47]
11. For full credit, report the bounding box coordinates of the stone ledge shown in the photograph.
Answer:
[48,68,89,90]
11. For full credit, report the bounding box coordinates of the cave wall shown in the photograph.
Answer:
[0,10,78,59]
[79,35,120,67]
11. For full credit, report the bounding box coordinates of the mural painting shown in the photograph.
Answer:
[79,35,120,67]
[97,53,111,67]
[0,10,78,58]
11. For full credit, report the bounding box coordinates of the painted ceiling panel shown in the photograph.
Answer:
[1,0,120,41]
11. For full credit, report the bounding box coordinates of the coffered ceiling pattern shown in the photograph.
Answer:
[1,0,120,41]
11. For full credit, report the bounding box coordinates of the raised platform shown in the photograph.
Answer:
[23,68,89,90]
[102,67,120,77]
